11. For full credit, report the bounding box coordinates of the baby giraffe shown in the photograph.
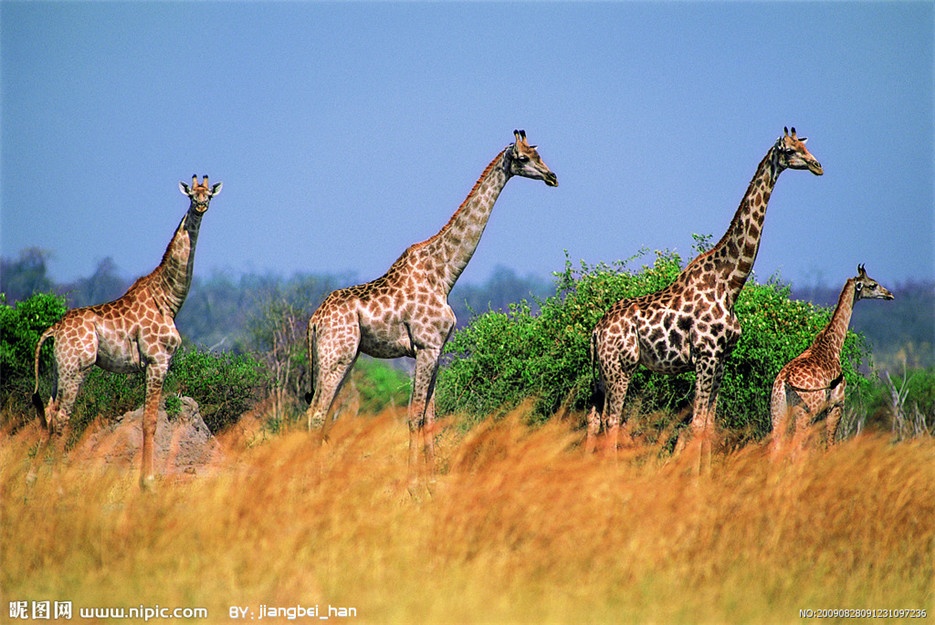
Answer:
[32,176,221,489]
[770,265,893,456]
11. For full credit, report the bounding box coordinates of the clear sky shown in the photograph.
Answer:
[2,2,932,294]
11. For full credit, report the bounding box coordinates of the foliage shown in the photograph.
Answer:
[246,296,309,422]
[437,250,872,440]
[354,357,412,414]
[164,345,267,432]
[0,292,68,412]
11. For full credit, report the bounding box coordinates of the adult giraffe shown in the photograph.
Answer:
[304,130,557,481]
[32,175,221,489]
[588,128,822,466]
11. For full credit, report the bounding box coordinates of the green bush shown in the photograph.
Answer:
[165,345,267,433]
[354,357,411,414]
[436,250,872,440]
[0,292,67,415]
[0,292,67,386]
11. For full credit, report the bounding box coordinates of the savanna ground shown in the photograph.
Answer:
[2,404,933,625]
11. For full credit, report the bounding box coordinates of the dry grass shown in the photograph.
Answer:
[2,405,933,624]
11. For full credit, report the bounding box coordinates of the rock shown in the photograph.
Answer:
[70,396,224,479]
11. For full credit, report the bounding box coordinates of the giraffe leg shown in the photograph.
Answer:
[769,379,790,460]
[28,366,81,486]
[304,321,359,441]
[588,327,636,458]
[825,383,847,448]
[585,406,601,454]
[684,358,723,473]
[601,372,631,460]
[408,348,440,490]
[423,389,440,478]
[316,364,356,443]
[140,361,168,490]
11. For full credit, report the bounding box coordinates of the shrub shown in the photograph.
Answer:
[436,250,872,440]
[0,292,68,417]
[354,357,412,414]
[0,292,67,387]
[164,345,267,433]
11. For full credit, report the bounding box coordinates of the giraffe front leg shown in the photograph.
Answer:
[140,362,168,490]
[825,402,844,448]
[423,390,439,479]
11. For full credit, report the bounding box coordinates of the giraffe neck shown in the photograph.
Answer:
[813,278,857,360]
[705,146,783,302]
[149,204,204,317]
[422,148,511,293]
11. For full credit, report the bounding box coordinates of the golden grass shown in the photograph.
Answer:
[2,406,933,624]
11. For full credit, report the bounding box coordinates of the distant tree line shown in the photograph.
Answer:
[0,248,551,353]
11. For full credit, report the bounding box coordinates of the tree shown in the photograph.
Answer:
[0,248,55,303]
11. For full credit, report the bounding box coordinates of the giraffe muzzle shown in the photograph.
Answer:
[543,172,559,187]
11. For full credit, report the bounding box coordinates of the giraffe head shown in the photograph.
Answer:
[507,130,558,187]
[179,175,223,213]
[854,264,894,301]
[774,127,823,176]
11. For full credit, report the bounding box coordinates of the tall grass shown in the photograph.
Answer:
[2,407,932,624]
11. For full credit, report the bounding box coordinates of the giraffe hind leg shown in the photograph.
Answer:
[307,352,358,440]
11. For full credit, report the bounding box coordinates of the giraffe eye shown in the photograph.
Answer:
[515,154,530,163]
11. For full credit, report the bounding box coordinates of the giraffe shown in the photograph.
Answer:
[587,127,823,466]
[32,175,221,489]
[770,265,893,456]
[304,130,557,482]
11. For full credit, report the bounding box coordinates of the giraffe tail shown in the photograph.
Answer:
[304,322,317,404]
[588,329,604,413]
[32,326,55,429]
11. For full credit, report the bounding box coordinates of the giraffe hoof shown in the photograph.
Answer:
[139,475,157,492]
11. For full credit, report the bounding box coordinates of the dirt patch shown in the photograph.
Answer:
[70,396,224,478]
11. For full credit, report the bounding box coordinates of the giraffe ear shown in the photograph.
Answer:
[179,181,191,196]
[210,182,223,196]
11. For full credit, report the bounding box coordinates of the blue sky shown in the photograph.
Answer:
[2,2,932,294]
